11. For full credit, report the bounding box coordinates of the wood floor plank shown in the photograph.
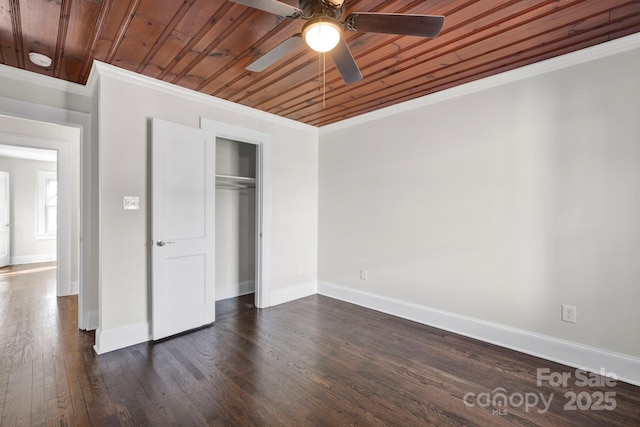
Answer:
[1,361,33,426]
[30,353,48,426]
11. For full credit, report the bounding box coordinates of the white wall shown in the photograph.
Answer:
[95,64,318,344]
[318,43,640,363]
[0,157,57,263]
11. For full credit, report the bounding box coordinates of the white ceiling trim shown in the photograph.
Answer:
[90,61,319,135]
[0,63,88,97]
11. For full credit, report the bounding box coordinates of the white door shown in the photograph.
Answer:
[151,118,216,340]
[0,171,9,268]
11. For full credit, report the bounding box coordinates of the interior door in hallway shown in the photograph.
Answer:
[151,118,216,340]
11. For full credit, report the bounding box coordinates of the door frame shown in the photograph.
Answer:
[199,118,272,308]
[0,129,72,295]
[0,171,9,268]
[0,96,93,331]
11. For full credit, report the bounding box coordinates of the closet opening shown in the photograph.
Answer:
[215,137,257,302]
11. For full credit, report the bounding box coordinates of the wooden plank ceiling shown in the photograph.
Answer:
[1,0,639,127]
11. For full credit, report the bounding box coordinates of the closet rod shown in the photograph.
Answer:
[215,174,256,182]
[216,183,255,190]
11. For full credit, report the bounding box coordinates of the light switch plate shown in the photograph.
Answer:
[123,196,140,210]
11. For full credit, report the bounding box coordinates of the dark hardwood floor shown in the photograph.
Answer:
[1,263,639,426]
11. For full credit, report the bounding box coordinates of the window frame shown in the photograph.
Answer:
[36,170,57,239]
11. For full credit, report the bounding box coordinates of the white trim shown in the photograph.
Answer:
[199,118,272,309]
[320,32,640,133]
[71,281,79,294]
[36,170,57,238]
[35,235,56,241]
[85,310,99,331]
[0,171,9,268]
[0,95,92,331]
[92,281,316,354]
[318,281,640,387]
[0,126,72,297]
[86,62,100,96]
[94,61,317,134]
[270,281,317,307]
[94,322,151,355]
[10,254,56,264]
[0,63,88,97]
[0,144,57,162]
[257,133,272,308]
[216,280,255,301]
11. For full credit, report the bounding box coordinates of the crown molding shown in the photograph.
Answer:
[0,61,318,135]
[0,63,89,97]
[92,61,318,135]
[86,61,100,96]
[320,32,640,134]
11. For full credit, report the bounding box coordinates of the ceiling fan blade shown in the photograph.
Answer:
[346,13,444,38]
[229,0,302,18]
[247,35,303,72]
[330,38,362,85]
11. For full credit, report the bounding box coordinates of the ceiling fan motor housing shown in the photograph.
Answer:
[300,0,345,20]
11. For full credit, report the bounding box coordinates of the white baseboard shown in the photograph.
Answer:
[318,281,640,387]
[270,281,317,307]
[92,282,317,355]
[11,254,56,265]
[70,281,79,294]
[93,322,151,355]
[216,280,255,301]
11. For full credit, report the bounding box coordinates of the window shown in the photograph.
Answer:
[37,171,57,238]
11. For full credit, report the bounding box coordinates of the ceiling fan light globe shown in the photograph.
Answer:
[303,20,341,52]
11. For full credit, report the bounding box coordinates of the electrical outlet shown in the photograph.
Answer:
[297,265,303,274]
[360,269,368,280]
[562,305,577,323]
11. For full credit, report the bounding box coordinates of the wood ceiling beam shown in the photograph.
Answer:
[157,2,235,81]
[168,8,255,86]
[104,0,142,64]
[9,0,24,68]
[79,0,114,82]
[53,0,72,77]
[135,0,196,73]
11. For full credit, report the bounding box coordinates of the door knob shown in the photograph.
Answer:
[156,240,175,247]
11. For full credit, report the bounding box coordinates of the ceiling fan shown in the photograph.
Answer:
[231,0,445,84]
